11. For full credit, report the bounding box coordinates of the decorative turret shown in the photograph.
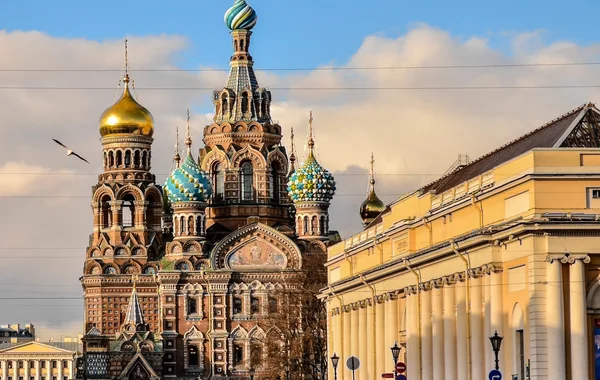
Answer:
[224,0,258,31]
[164,111,212,240]
[360,154,386,227]
[121,277,149,334]
[288,112,336,240]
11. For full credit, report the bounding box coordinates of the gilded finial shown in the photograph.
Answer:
[123,39,130,84]
[185,109,193,155]
[174,125,181,168]
[132,273,138,291]
[289,127,296,173]
[307,110,315,151]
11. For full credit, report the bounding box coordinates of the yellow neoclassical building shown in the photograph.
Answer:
[323,103,600,380]
[0,341,80,380]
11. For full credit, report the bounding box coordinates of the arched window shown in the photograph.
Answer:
[240,161,254,201]
[188,216,194,236]
[125,150,131,167]
[234,39,238,52]
[100,195,112,229]
[320,216,326,235]
[122,194,135,227]
[260,98,266,117]
[233,342,244,367]
[188,298,198,315]
[270,162,281,201]
[240,39,245,52]
[311,216,318,235]
[145,192,160,231]
[109,151,115,168]
[103,152,107,168]
[212,162,225,202]
[242,92,249,114]
[142,151,147,169]
[134,151,140,168]
[303,216,309,235]
[222,95,229,116]
[250,341,263,367]
[180,216,186,235]
[116,150,123,167]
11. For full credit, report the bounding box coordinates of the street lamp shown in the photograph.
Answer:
[330,353,340,380]
[249,367,255,380]
[391,342,401,377]
[489,330,504,370]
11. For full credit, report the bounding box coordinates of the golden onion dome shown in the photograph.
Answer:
[360,190,386,224]
[99,77,154,138]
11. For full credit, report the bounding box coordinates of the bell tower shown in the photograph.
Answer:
[82,40,162,336]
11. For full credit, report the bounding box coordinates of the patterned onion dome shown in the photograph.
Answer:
[224,0,258,31]
[287,153,336,203]
[164,155,212,203]
[99,79,154,138]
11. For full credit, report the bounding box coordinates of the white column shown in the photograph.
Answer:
[385,296,399,372]
[35,360,40,380]
[350,307,360,379]
[58,359,63,380]
[46,360,51,379]
[343,308,352,380]
[2,360,7,380]
[358,304,368,380]
[470,275,484,380]
[546,256,566,380]
[455,276,468,380]
[375,300,385,377]
[13,361,18,380]
[68,359,74,379]
[483,273,492,372]
[421,286,433,380]
[443,279,457,380]
[569,255,590,380]
[24,360,29,380]
[332,310,343,380]
[406,289,419,380]
[432,283,445,380]
[490,268,504,374]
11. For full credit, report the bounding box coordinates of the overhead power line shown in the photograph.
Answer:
[0,85,598,91]
[2,61,600,72]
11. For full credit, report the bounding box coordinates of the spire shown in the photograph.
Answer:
[289,127,296,173]
[368,153,376,194]
[123,39,130,85]
[184,109,192,156]
[124,275,145,326]
[174,125,181,168]
[307,111,315,157]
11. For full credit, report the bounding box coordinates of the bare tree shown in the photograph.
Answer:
[257,253,328,380]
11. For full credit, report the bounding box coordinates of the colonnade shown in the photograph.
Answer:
[329,263,505,380]
[546,254,590,380]
[0,358,74,380]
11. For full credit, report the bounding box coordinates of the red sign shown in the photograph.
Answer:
[396,362,407,374]
[382,374,394,378]
[595,319,600,328]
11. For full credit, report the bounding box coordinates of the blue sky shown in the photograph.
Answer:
[1,0,597,70]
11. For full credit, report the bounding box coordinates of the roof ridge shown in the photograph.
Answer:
[419,103,589,194]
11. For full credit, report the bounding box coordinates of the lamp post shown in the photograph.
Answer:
[391,342,401,377]
[249,367,255,380]
[330,353,340,380]
[489,330,504,371]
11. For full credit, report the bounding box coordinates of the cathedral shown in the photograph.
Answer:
[77,1,340,379]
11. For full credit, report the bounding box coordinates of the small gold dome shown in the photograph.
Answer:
[99,79,154,138]
[360,190,386,225]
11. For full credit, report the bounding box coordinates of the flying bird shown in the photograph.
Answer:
[52,139,90,164]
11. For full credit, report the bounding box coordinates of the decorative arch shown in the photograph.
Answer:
[114,245,131,257]
[86,261,102,275]
[103,263,120,275]
[92,185,116,203]
[587,273,600,311]
[174,259,193,272]
[116,184,144,202]
[266,148,288,173]
[230,325,248,340]
[184,240,203,254]
[211,223,302,270]
[201,148,231,172]
[307,240,327,254]
[248,326,266,340]
[246,121,264,133]
[233,122,248,132]
[231,145,267,170]
[121,260,142,275]
[167,241,184,255]
[141,263,157,275]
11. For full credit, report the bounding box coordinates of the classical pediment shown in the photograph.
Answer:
[0,341,75,354]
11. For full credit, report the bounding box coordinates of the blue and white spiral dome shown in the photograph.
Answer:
[224,0,258,31]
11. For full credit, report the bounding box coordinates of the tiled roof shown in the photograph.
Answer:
[420,103,592,195]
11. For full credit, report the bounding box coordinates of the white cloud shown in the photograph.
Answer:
[1,24,600,336]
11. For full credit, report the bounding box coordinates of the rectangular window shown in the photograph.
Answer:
[594,189,600,199]
[268,298,278,313]
[234,343,244,366]
[250,297,260,314]
[233,297,243,314]
[188,345,200,366]
[188,297,198,315]
[52,361,57,369]
[19,362,23,369]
